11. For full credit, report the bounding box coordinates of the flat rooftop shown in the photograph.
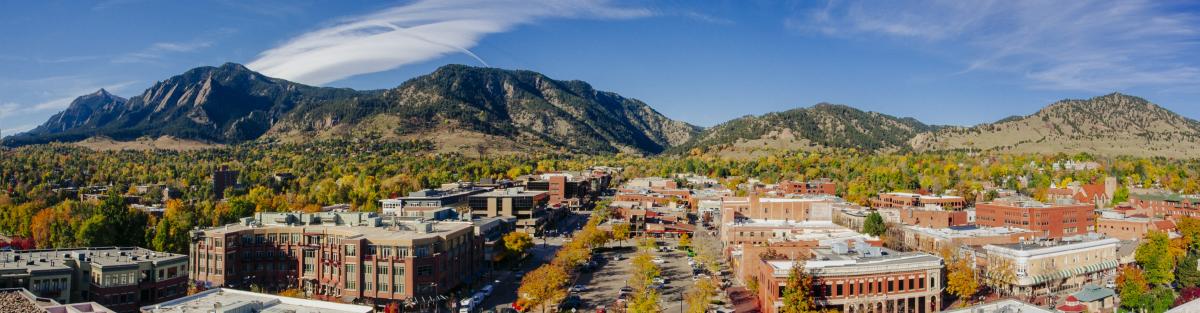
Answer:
[141,288,372,313]
[201,220,474,242]
[475,188,546,197]
[906,225,1035,239]
[0,247,185,271]
[766,247,941,273]
[723,196,829,203]
[988,235,1119,252]
[881,192,964,200]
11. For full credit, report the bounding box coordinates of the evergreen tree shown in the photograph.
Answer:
[862,211,887,237]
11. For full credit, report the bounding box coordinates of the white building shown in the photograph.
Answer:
[140,288,373,313]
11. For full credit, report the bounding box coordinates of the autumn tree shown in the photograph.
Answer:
[517,264,569,313]
[678,232,691,249]
[629,289,661,313]
[984,258,1016,296]
[1137,231,1175,285]
[780,258,815,313]
[612,223,631,246]
[685,277,718,313]
[503,231,534,259]
[1117,266,1149,312]
[631,250,661,289]
[942,246,978,305]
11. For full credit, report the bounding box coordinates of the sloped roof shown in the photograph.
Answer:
[1072,284,1115,302]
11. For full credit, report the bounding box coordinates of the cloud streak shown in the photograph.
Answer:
[788,0,1200,92]
[0,81,138,120]
[113,28,234,64]
[248,0,651,85]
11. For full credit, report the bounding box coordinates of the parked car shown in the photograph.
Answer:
[558,295,583,310]
[652,257,666,264]
[569,284,588,293]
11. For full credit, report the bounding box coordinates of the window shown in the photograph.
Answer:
[345,245,357,256]
[417,266,433,276]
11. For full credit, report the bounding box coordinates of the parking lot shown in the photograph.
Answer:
[568,239,698,312]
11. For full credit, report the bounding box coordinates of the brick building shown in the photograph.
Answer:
[743,243,943,313]
[0,247,187,313]
[212,166,238,199]
[975,197,1095,239]
[188,212,483,311]
[870,192,966,210]
[1094,211,1176,241]
[885,206,970,228]
[775,179,837,196]
[1130,192,1200,220]
[720,196,835,224]
[525,173,594,209]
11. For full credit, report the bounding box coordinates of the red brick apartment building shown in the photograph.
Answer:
[871,192,967,210]
[1130,192,1200,220]
[742,244,943,313]
[720,196,834,224]
[189,212,482,310]
[975,197,1095,238]
[776,179,837,196]
[1095,214,1176,241]
[891,206,970,228]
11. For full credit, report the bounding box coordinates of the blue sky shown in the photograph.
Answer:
[2,0,1199,136]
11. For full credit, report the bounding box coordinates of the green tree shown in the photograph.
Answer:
[1112,185,1130,205]
[862,211,887,237]
[1137,231,1175,285]
[1179,253,1200,288]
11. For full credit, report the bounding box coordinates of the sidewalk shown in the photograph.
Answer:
[726,287,759,313]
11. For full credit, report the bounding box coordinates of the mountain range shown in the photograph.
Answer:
[5,63,1198,158]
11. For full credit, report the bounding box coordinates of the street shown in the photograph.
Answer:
[478,210,590,312]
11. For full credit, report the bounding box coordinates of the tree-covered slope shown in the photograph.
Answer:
[671,103,938,154]
[909,93,1200,158]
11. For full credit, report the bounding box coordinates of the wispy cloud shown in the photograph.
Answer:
[0,122,38,137]
[113,28,234,64]
[0,81,138,120]
[248,0,651,85]
[788,0,1200,92]
[682,11,734,25]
